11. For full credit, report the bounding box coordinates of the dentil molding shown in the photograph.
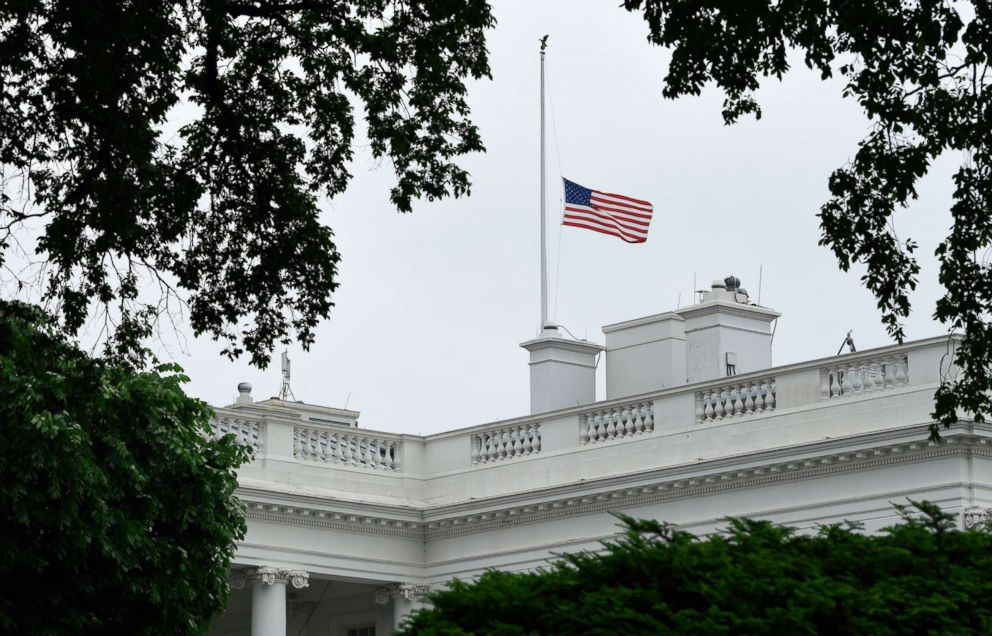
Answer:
[242,434,992,541]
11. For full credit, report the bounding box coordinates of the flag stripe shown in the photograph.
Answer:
[563,208,646,242]
[581,201,653,224]
[563,220,644,243]
[592,190,652,207]
[591,192,653,213]
[564,205,650,233]
[587,198,654,220]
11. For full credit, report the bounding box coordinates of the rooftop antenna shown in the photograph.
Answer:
[278,350,296,401]
[837,330,856,355]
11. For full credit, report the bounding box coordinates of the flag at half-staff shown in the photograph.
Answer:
[562,178,654,243]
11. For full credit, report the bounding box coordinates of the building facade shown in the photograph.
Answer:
[208,278,986,636]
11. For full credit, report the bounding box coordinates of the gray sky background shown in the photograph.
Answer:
[178,1,957,434]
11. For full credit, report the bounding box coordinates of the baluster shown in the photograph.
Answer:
[605,410,616,439]
[821,371,831,400]
[850,364,864,393]
[471,435,480,464]
[352,437,362,465]
[827,369,839,398]
[293,429,302,457]
[371,439,382,469]
[620,406,632,436]
[481,433,492,462]
[765,380,776,410]
[524,426,535,454]
[312,431,322,461]
[703,393,714,421]
[695,396,704,424]
[840,368,853,396]
[861,363,874,392]
[634,404,646,434]
[346,436,357,465]
[895,357,908,386]
[884,359,897,388]
[872,361,885,391]
[386,442,396,470]
[744,383,755,414]
[646,404,655,432]
[733,386,745,417]
[532,428,541,453]
[356,437,367,466]
[591,413,601,442]
[714,391,726,419]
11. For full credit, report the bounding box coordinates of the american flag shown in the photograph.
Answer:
[562,178,653,243]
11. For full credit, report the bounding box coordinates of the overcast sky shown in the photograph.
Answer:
[178,1,957,435]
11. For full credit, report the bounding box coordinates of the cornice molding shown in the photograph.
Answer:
[240,431,991,541]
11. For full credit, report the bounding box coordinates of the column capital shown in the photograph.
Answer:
[373,582,430,605]
[964,506,992,529]
[235,566,310,589]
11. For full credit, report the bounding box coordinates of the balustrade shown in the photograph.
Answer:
[471,423,541,464]
[696,378,776,424]
[294,428,400,471]
[581,401,655,444]
[211,416,261,451]
[821,355,908,400]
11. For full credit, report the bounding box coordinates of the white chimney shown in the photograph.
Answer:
[603,312,686,399]
[601,275,780,399]
[521,334,603,414]
[679,277,779,384]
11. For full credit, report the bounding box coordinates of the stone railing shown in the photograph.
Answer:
[471,423,542,464]
[211,415,261,451]
[821,354,908,399]
[581,401,655,444]
[220,337,950,481]
[294,427,401,471]
[696,378,776,424]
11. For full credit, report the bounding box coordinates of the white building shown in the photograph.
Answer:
[208,277,985,636]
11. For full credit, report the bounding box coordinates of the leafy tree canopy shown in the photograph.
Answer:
[0,0,493,367]
[402,502,992,635]
[624,0,992,437]
[0,299,249,634]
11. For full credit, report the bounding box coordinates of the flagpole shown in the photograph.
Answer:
[539,35,552,333]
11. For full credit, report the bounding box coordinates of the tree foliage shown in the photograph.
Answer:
[624,0,992,437]
[402,503,992,635]
[0,0,493,366]
[0,299,249,634]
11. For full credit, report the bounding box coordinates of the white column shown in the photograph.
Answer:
[248,566,310,636]
[374,583,429,634]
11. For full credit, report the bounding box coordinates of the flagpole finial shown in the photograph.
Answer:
[539,34,549,52]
